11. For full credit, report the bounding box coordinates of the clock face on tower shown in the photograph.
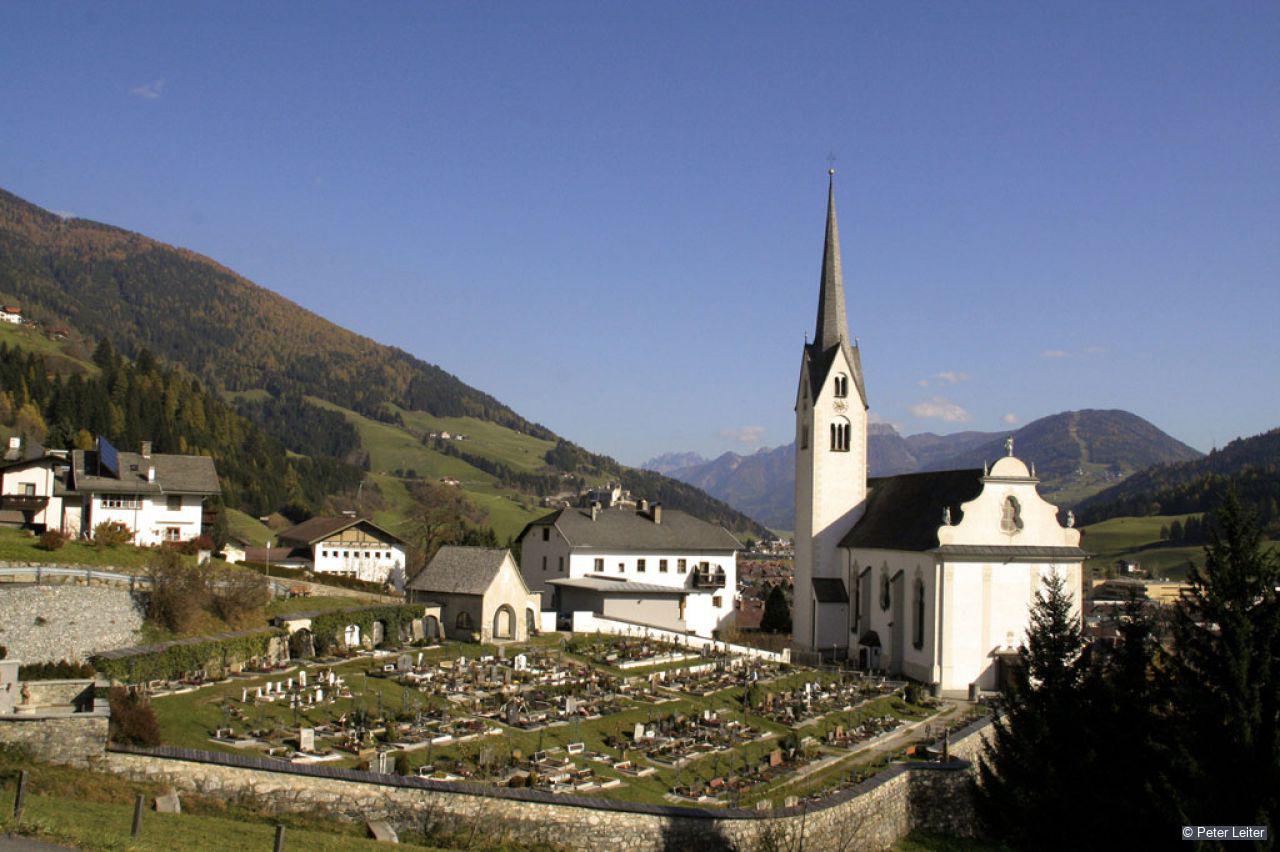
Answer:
[833,399,848,413]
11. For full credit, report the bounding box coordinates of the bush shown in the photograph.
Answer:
[146,548,210,633]
[19,659,95,680]
[37,529,66,551]
[208,566,269,627]
[107,686,161,746]
[395,751,411,775]
[93,520,132,548]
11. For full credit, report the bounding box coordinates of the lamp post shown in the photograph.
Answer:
[266,536,274,581]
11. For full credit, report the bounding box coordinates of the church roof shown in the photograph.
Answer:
[811,577,848,603]
[840,468,986,552]
[405,546,514,596]
[805,172,866,407]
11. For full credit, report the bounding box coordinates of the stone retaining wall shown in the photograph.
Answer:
[0,712,110,767]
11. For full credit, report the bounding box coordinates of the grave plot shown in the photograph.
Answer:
[609,709,771,769]
[742,673,900,727]
[658,658,780,697]
[666,739,825,805]
[564,635,701,669]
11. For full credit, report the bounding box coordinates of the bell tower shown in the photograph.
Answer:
[793,170,868,654]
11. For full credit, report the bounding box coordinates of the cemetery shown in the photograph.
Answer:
[140,627,961,810]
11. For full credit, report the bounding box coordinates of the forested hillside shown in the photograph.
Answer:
[1077,428,1280,534]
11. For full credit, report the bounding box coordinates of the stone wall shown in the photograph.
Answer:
[0,585,145,662]
[0,712,110,767]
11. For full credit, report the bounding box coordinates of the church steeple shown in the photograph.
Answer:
[814,169,849,350]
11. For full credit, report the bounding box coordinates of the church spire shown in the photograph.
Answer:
[814,169,849,350]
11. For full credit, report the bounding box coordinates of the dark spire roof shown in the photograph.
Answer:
[814,170,848,351]
[804,171,867,406]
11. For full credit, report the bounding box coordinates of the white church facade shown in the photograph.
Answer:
[792,172,1085,696]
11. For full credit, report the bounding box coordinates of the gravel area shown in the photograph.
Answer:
[0,586,145,663]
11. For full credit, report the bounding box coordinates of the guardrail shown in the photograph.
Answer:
[0,565,293,595]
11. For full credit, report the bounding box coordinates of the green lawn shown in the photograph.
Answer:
[1079,514,1280,581]
[224,507,274,547]
[394,407,558,474]
[0,526,166,570]
[0,320,97,374]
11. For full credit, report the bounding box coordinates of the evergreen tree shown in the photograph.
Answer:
[760,584,792,634]
[1168,490,1280,832]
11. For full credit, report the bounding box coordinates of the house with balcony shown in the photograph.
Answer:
[516,501,741,638]
[274,516,407,588]
[0,438,69,532]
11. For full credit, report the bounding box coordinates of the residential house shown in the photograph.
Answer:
[0,306,21,325]
[275,516,407,587]
[517,501,741,639]
[0,438,68,532]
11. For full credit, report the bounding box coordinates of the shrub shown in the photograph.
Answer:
[93,520,132,549]
[208,566,269,626]
[19,659,94,680]
[107,686,161,746]
[395,751,411,775]
[37,529,65,551]
[146,548,210,633]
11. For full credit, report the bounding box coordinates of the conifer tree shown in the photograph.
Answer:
[760,584,792,634]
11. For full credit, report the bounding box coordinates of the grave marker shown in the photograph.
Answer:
[299,728,315,753]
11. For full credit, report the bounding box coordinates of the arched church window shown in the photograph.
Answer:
[801,421,809,450]
[880,573,891,611]
[913,580,926,650]
[834,374,848,398]
[1000,496,1024,534]
[830,417,851,452]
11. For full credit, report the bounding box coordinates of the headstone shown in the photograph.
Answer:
[633,722,645,741]
[299,670,307,686]
[416,652,424,667]
[376,751,390,774]
[299,728,315,753]
[367,821,399,843]
[502,668,512,686]
[567,742,585,755]
[255,687,263,699]
[769,749,783,767]
[287,678,294,689]
[784,796,799,809]
[564,696,578,715]
[397,655,412,672]
[497,646,506,660]
[155,791,182,814]
[241,688,248,703]
[513,653,527,671]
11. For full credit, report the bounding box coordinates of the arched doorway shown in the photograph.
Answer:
[343,624,361,647]
[424,615,441,641]
[493,605,515,640]
[525,608,537,637]
[370,620,386,647]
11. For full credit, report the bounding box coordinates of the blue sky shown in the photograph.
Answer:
[2,2,1277,465]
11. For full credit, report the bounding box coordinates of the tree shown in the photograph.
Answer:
[978,571,1089,847]
[406,479,489,567]
[1168,490,1280,832]
[760,584,792,634]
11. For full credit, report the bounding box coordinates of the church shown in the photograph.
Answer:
[792,172,1085,696]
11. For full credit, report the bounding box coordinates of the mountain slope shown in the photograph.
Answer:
[0,187,769,540]
[1077,427,1280,530]
[650,410,1202,530]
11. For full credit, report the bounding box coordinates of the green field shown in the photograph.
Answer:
[0,320,97,374]
[1079,513,1280,580]
[0,526,170,570]
[224,507,274,547]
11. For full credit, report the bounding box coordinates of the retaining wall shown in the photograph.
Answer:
[0,711,110,767]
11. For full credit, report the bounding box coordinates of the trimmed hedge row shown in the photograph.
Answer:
[91,629,284,684]
[309,604,422,655]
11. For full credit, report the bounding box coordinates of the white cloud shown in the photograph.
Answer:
[719,425,765,446]
[1041,349,1069,359]
[131,79,166,100]
[1002,413,1019,425]
[908,396,972,423]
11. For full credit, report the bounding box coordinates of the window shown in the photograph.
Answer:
[712,596,722,608]
[558,556,565,572]
[456,611,474,630]
[343,551,350,558]
[677,559,687,573]
[164,527,181,542]
[880,574,891,611]
[852,572,862,632]
[101,494,141,509]
[834,374,848,398]
[659,559,668,573]
[542,527,550,542]
[542,556,548,571]
[617,562,625,573]
[22,483,35,496]
[166,495,182,512]
[800,422,809,450]
[830,417,851,452]
[913,580,926,650]
[637,559,646,573]
[594,558,604,573]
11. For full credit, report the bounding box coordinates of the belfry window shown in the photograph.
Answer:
[830,417,851,452]
[834,374,848,398]
[801,422,810,450]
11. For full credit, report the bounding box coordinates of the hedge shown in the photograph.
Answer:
[91,628,284,684]
[308,604,423,655]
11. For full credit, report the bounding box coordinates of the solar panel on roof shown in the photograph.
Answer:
[97,435,120,479]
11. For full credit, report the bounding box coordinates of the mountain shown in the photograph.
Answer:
[642,451,707,476]
[654,410,1201,531]
[0,187,769,540]
[1077,427,1280,532]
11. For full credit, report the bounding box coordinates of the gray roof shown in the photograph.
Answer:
[547,577,688,596]
[812,577,848,604]
[520,506,741,553]
[804,174,866,407]
[405,546,515,596]
[69,448,220,495]
[840,469,986,552]
[935,545,1087,562]
[2,442,46,466]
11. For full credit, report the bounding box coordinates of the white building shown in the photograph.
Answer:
[276,516,407,588]
[517,501,741,638]
[0,306,21,325]
[0,438,68,532]
[405,546,540,642]
[63,439,220,545]
[792,173,1085,695]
